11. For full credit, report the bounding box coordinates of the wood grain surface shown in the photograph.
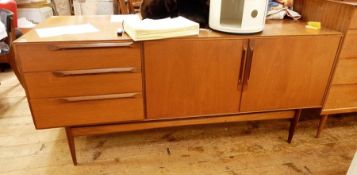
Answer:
[240,36,341,112]
[144,39,245,119]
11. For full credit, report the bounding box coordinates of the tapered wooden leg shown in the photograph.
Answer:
[65,127,78,165]
[288,109,302,143]
[316,115,329,138]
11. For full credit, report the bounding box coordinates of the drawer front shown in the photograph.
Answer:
[30,93,144,128]
[340,30,357,58]
[24,68,142,98]
[323,85,357,114]
[350,9,357,29]
[17,42,141,72]
[332,58,357,85]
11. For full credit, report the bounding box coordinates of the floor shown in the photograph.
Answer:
[1,70,357,175]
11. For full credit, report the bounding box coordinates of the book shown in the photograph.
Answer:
[123,16,200,41]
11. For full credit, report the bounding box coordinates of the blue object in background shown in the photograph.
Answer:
[268,0,281,11]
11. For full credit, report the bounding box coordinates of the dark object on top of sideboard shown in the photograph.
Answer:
[140,0,210,27]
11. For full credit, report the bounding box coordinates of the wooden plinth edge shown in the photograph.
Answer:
[65,110,297,165]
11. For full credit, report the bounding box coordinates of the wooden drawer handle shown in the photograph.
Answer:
[61,93,139,102]
[48,42,134,50]
[53,67,136,76]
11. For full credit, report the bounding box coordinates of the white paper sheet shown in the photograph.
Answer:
[18,17,36,29]
[35,23,99,38]
[0,21,7,40]
[110,14,140,23]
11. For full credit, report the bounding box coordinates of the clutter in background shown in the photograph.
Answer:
[16,0,54,24]
[51,0,71,15]
[17,17,36,28]
[267,0,301,20]
[0,0,18,27]
[267,8,301,20]
[72,0,114,15]
[18,6,53,23]
[16,0,47,5]
[0,21,8,40]
[268,0,293,10]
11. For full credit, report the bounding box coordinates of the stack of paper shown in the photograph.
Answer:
[123,16,200,41]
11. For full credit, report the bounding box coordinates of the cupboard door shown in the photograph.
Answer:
[145,39,245,119]
[240,36,341,112]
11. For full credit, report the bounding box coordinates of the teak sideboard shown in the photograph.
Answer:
[13,16,342,165]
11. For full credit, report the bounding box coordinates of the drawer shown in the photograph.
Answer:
[332,58,357,85]
[340,30,357,58]
[323,85,357,114]
[24,67,142,98]
[350,8,357,29]
[16,41,141,72]
[30,93,144,128]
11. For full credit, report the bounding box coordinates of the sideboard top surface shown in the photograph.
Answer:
[15,15,341,44]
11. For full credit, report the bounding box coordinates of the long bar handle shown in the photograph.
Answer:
[238,41,248,85]
[243,40,255,86]
[53,67,136,76]
[61,93,139,102]
[48,42,134,50]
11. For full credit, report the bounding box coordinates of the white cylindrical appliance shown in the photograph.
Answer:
[209,0,269,34]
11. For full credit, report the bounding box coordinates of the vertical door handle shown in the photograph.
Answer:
[243,40,255,86]
[238,41,248,85]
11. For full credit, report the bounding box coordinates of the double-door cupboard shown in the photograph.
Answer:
[145,36,340,118]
